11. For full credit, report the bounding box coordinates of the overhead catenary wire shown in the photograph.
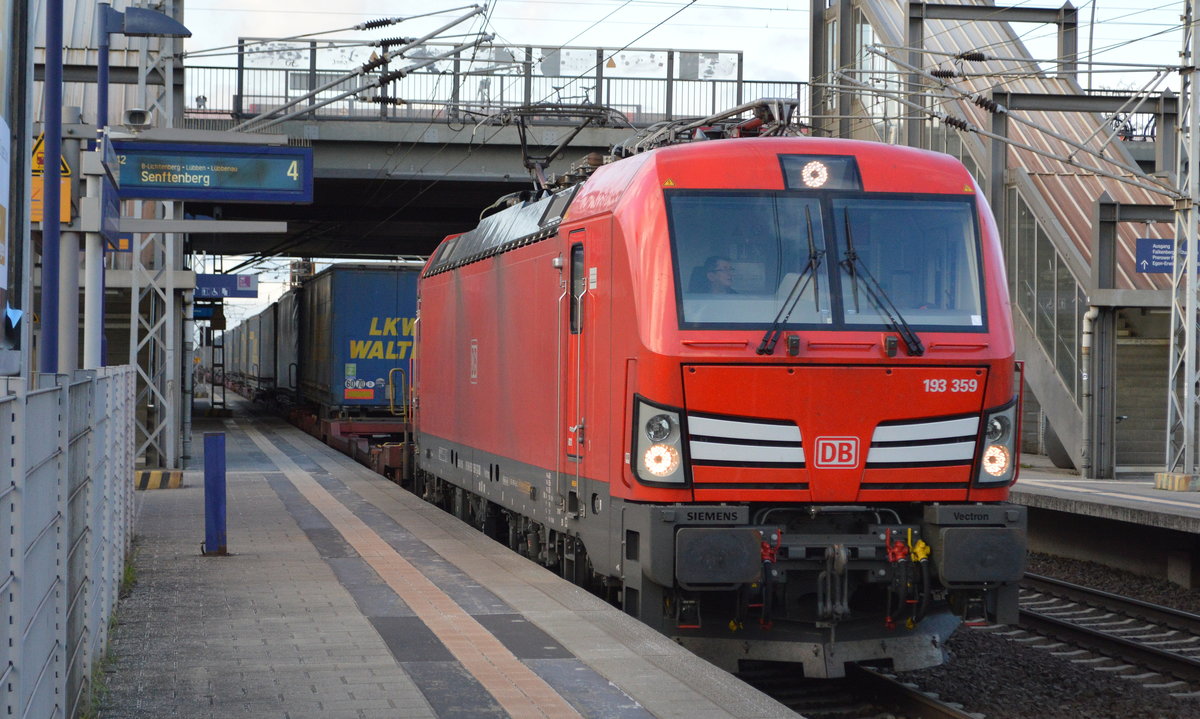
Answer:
[885,0,1182,104]
[904,0,1181,74]
[529,0,698,105]
[869,44,1172,148]
[830,70,1177,201]
[180,5,485,59]
[862,44,1176,195]
[231,6,489,132]
[354,0,707,241]
[476,0,636,108]
[214,7,497,270]
[244,36,494,132]
[295,7,508,241]
[871,42,1183,73]
[354,12,498,206]
[184,36,491,63]
[356,0,645,211]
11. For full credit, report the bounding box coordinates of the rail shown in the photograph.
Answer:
[740,661,979,718]
[1019,573,1200,686]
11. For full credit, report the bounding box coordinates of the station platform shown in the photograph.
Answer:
[100,407,793,719]
[1012,454,1200,586]
[1014,455,1200,534]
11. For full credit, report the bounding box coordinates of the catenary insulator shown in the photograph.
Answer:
[357,17,399,30]
[973,96,1000,113]
[943,116,970,131]
[374,36,415,48]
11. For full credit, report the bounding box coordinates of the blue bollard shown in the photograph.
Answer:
[203,432,228,555]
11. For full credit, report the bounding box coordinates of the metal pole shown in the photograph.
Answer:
[87,4,115,370]
[1167,2,1200,474]
[39,0,64,373]
[86,7,115,372]
[202,432,227,555]
[182,290,193,462]
[58,231,79,372]
[83,212,102,368]
[58,113,81,372]
[1188,7,1200,474]
[96,3,112,133]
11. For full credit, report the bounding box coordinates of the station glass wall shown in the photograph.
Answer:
[1007,186,1084,404]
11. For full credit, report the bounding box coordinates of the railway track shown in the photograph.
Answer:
[739,662,982,718]
[994,572,1200,695]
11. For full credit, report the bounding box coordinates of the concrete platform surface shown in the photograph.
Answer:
[1015,454,1200,534]
[98,413,794,719]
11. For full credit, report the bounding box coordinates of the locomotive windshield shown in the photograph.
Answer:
[666,190,985,331]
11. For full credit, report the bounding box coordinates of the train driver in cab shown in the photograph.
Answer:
[691,255,738,294]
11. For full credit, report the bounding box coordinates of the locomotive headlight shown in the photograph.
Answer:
[986,415,1011,443]
[976,398,1018,486]
[645,414,674,442]
[801,160,829,188]
[982,444,1011,477]
[632,396,688,485]
[643,444,681,477]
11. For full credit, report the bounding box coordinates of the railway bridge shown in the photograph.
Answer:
[178,42,804,259]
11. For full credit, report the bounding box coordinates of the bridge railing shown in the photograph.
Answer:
[184,54,806,127]
[1085,88,1162,142]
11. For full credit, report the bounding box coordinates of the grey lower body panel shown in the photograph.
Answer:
[675,610,960,678]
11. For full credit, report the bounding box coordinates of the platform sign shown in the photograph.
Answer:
[30,176,71,222]
[31,132,73,176]
[106,233,132,253]
[110,142,313,203]
[99,171,121,245]
[1136,237,1176,273]
[196,273,258,299]
[192,304,217,320]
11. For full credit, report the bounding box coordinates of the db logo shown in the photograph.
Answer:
[814,437,859,468]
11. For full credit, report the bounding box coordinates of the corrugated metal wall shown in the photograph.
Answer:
[31,0,185,126]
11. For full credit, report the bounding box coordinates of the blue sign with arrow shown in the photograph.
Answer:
[1136,237,1176,273]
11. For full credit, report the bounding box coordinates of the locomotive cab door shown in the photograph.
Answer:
[564,234,587,465]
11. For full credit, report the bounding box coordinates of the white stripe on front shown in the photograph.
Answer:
[866,441,976,464]
[688,415,802,443]
[690,441,806,464]
[871,417,979,443]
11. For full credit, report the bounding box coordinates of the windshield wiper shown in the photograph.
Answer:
[839,210,925,356]
[758,206,823,355]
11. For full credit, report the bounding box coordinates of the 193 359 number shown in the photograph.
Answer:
[923,378,978,393]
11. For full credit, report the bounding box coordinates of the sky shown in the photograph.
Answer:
[175,0,1190,321]
[177,1,1188,86]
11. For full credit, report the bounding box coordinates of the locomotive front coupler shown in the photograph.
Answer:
[673,505,927,592]
[768,522,924,582]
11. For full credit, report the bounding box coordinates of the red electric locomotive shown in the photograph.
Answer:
[413,132,1026,678]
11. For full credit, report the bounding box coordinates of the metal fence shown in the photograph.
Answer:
[2,366,136,719]
[186,64,807,128]
[184,41,806,127]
